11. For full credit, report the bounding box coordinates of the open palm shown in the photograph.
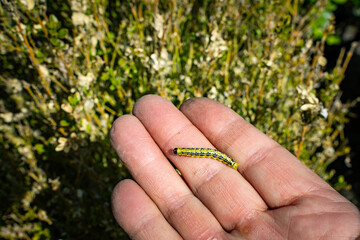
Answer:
[110,95,360,239]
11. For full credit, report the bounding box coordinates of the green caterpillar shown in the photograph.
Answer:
[173,148,238,170]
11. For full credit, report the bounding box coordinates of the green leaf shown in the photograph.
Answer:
[326,34,341,45]
[333,0,347,4]
[49,14,58,24]
[50,38,60,47]
[86,123,91,132]
[312,28,324,39]
[107,32,115,39]
[35,144,45,155]
[118,58,126,66]
[60,120,70,126]
[101,72,110,81]
[48,14,61,30]
[326,1,338,11]
[57,28,68,39]
[68,95,80,106]
[36,49,45,58]
[36,50,45,63]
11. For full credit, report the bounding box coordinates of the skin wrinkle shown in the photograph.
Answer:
[264,214,287,239]
[191,163,222,187]
[267,206,294,240]
[269,192,360,239]
[269,205,297,232]
[211,117,250,153]
[162,192,195,223]
[193,169,238,228]
[162,122,203,152]
[111,115,157,165]
[136,161,186,206]
[235,209,258,231]
[196,167,238,208]
[233,209,280,239]
[119,136,158,167]
[129,212,165,239]
[286,206,360,238]
[293,182,322,204]
[162,192,221,240]
[239,143,281,176]
[195,168,266,232]
[289,212,335,237]
[272,191,308,211]
[306,186,352,202]
[273,165,336,208]
[243,144,323,208]
[196,228,224,240]
[293,187,352,210]
[285,211,292,240]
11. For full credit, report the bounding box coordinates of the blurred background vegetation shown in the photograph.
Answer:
[0,0,359,239]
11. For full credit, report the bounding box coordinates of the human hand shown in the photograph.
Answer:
[110,95,360,239]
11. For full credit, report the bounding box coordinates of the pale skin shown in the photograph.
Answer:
[110,95,360,240]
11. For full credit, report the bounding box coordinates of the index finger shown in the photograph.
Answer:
[179,98,332,208]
